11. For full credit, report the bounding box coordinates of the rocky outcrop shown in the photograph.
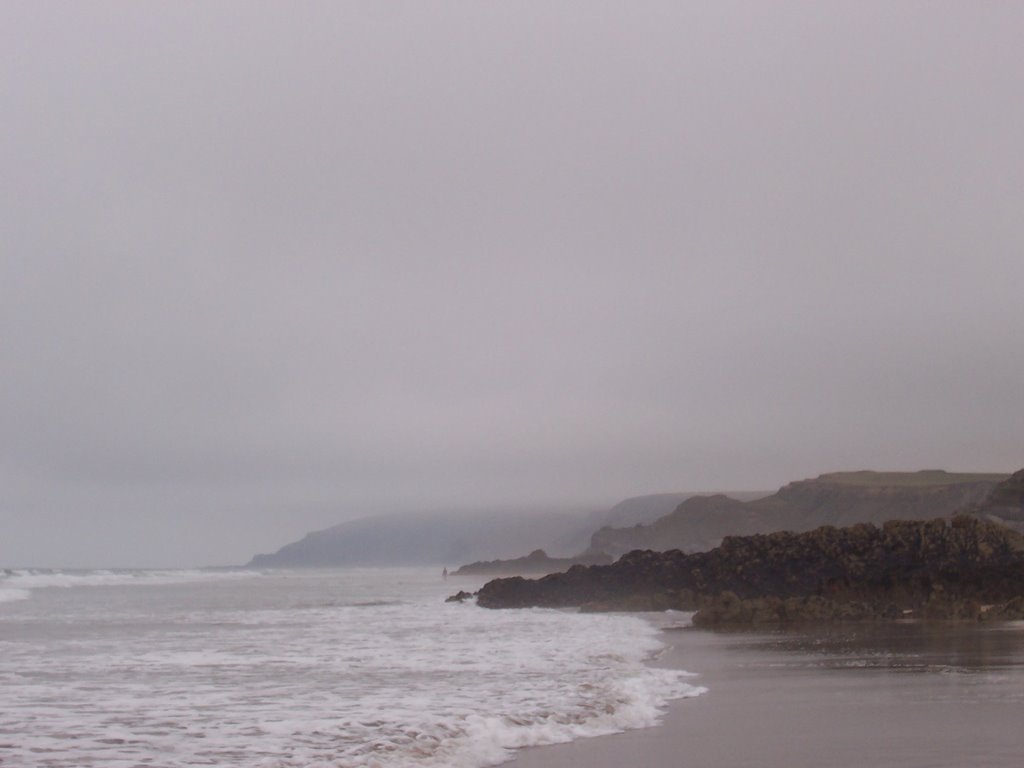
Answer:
[586,471,1009,557]
[983,596,1024,621]
[454,549,612,577]
[475,516,1024,624]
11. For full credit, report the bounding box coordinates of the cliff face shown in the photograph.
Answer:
[971,469,1024,527]
[590,490,770,530]
[586,471,1007,557]
[594,493,699,528]
[588,495,751,555]
[476,517,1024,622]
[450,491,767,577]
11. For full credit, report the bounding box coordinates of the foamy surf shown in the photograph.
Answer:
[0,586,29,603]
[0,567,259,591]
[0,567,704,768]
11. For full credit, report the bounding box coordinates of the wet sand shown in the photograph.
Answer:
[512,620,1024,768]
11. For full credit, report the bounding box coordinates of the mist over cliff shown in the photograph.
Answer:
[245,486,779,569]
[3,3,1023,569]
[247,507,600,568]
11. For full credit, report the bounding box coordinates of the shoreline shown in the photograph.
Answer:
[510,618,1024,768]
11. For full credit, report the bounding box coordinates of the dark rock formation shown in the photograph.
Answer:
[586,471,1009,557]
[983,596,1024,621]
[445,590,475,603]
[476,516,1024,624]
[454,549,612,577]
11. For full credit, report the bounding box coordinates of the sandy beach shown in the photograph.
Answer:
[512,619,1024,768]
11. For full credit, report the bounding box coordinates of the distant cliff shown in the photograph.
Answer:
[453,549,612,577]
[588,490,769,530]
[247,507,599,568]
[966,469,1024,532]
[244,490,763,570]
[586,471,1008,557]
[448,491,769,575]
[476,516,1024,624]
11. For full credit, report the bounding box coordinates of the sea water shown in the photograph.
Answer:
[0,567,704,767]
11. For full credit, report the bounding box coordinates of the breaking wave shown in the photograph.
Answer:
[0,568,704,767]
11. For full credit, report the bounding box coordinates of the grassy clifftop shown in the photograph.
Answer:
[811,470,1010,487]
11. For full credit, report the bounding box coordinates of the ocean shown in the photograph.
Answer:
[0,567,703,767]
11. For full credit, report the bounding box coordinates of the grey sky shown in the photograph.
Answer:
[2,1,1022,567]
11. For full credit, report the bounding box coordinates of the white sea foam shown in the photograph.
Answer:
[0,568,705,768]
[0,567,257,591]
[0,587,30,603]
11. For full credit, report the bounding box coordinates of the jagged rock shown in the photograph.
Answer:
[445,590,476,603]
[981,596,1024,621]
[477,515,1024,625]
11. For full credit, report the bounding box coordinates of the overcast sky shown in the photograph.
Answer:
[2,1,1022,567]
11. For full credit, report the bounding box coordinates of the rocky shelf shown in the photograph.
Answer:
[472,516,1024,626]
[453,549,612,577]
